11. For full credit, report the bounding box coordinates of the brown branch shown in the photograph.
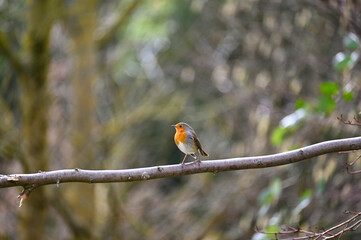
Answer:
[338,152,361,174]
[1,137,361,192]
[337,114,361,126]
[256,211,361,239]
[346,165,361,175]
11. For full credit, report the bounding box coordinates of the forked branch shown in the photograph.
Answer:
[337,114,361,127]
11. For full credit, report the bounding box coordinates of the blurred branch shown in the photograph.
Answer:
[95,0,141,48]
[0,30,26,76]
[1,136,361,199]
[256,210,361,239]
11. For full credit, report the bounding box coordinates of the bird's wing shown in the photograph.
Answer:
[193,134,202,150]
[192,132,208,156]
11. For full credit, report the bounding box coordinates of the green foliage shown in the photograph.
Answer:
[332,52,359,72]
[271,109,307,146]
[264,225,281,239]
[271,80,354,146]
[319,82,338,96]
[333,33,360,72]
[316,95,336,115]
[126,6,170,41]
[316,82,338,115]
[343,90,354,101]
[125,1,194,42]
[259,178,282,205]
[271,127,288,146]
[343,33,360,51]
[300,189,313,199]
[295,98,307,110]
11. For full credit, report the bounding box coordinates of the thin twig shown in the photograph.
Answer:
[338,114,361,126]
[348,154,361,166]
[17,185,37,207]
[346,166,361,175]
[338,115,361,174]
[257,211,361,240]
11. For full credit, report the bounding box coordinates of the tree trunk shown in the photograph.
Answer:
[19,0,58,239]
[65,0,99,238]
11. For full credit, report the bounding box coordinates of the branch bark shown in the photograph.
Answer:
[1,136,361,189]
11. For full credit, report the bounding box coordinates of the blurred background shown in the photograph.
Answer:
[0,0,361,239]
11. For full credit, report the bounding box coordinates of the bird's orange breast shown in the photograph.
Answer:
[174,131,187,145]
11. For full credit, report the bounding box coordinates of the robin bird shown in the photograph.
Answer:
[172,122,209,165]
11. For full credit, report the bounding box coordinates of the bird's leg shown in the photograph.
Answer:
[195,155,202,165]
[192,153,200,162]
[189,155,201,165]
[181,154,187,165]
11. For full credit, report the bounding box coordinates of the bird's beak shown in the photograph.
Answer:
[171,124,176,128]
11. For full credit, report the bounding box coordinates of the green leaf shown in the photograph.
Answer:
[295,99,312,113]
[343,90,354,101]
[295,98,305,109]
[300,189,313,199]
[333,53,349,72]
[332,52,359,72]
[316,95,335,115]
[265,225,280,234]
[271,127,287,146]
[320,82,339,96]
[343,33,360,51]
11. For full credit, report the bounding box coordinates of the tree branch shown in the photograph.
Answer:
[256,210,361,239]
[1,137,361,190]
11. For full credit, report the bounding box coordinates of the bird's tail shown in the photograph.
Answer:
[199,148,209,157]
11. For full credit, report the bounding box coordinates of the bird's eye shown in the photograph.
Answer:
[179,125,182,128]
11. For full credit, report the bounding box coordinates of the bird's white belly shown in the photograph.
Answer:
[177,142,195,154]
